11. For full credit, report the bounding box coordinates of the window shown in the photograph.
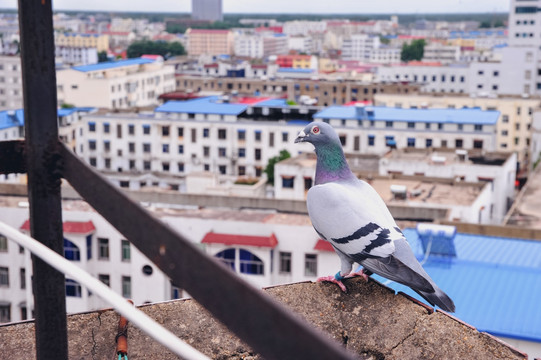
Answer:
[63,239,80,261]
[282,132,289,142]
[238,130,246,141]
[142,265,153,276]
[368,135,375,146]
[218,147,227,157]
[103,123,110,133]
[65,279,82,297]
[98,238,109,260]
[304,177,312,191]
[89,157,97,167]
[238,166,246,176]
[0,304,10,323]
[385,121,393,128]
[502,115,509,123]
[129,160,135,169]
[438,123,443,130]
[0,267,9,287]
[104,141,110,152]
[457,124,463,131]
[426,139,433,148]
[474,124,483,131]
[239,249,264,275]
[218,129,227,139]
[20,268,25,289]
[339,135,346,146]
[177,145,184,154]
[162,162,170,171]
[304,254,317,277]
[255,149,261,161]
[0,234,7,252]
[143,161,151,170]
[353,135,360,151]
[219,165,227,175]
[203,128,210,138]
[162,126,170,137]
[474,140,483,149]
[407,138,415,147]
[238,148,246,158]
[177,127,184,137]
[516,6,537,14]
[122,276,131,298]
[143,143,151,153]
[98,274,110,287]
[517,107,521,115]
[88,140,96,150]
[455,139,463,148]
[162,144,169,153]
[215,249,235,270]
[89,122,96,132]
[282,176,294,188]
[502,130,509,136]
[191,128,197,143]
[203,146,209,157]
[143,125,150,135]
[128,142,135,153]
[255,131,262,142]
[407,122,415,129]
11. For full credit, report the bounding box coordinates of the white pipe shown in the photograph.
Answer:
[0,221,209,360]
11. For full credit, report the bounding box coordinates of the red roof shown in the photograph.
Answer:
[20,220,96,234]
[204,63,219,68]
[344,100,373,106]
[234,97,271,105]
[201,232,278,248]
[314,239,335,252]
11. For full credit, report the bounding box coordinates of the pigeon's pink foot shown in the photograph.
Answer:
[346,269,369,282]
[317,272,348,292]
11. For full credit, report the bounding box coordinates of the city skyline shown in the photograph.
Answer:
[2,0,509,14]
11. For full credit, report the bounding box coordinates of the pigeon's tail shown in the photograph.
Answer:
[416,286,455,313]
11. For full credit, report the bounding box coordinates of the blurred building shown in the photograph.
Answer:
[192,0,223,22]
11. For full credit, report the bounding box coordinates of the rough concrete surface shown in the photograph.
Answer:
[0,278,527,359]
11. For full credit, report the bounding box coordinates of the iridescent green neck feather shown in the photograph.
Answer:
[314,142,355,185]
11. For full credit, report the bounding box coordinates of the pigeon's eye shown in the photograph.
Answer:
[311,126,320,134]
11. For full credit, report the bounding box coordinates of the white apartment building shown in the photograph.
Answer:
[192,0,223,22]
[342,34,381,61]
[288,36,313,54]
[313,105,500,154]
[273,153,496,224]
[263,34,289,58]
[376,63,470,94]
[234,34,264,59]
[56,57,176,109]
[374,93,540,169]
[378,149,517,224]
[0,198,341,322]
[531,110,541,169]
[55,46,98,66]
[282,21,327,36]
[368,46,401,64]
[0,55,23,111]
[422,44,460,64]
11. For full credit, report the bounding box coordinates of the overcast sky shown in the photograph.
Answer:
[2,0,509,14]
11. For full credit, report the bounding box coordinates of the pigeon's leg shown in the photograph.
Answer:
[345,268,372,282]
[317,272,348,292]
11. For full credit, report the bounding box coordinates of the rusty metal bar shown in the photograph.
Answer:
[60,143,355,360]
[0,140,26,174]
[17,1,68,359]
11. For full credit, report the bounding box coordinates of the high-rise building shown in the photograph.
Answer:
[192,0,223,22]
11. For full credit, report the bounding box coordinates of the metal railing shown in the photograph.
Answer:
[0,1,356,359]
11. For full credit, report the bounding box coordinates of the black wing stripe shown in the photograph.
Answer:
[331,222,381,244]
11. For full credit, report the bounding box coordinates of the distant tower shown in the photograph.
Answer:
[192,0,223,22]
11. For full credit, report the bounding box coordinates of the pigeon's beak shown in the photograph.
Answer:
[294,130,307,143]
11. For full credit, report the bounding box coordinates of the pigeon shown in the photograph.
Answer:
[295,121,455,312]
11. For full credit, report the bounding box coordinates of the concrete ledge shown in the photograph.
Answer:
[0,278,527,359]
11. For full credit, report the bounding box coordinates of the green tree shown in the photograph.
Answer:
[479,20,491,28]
[264,150,291,185]
[400,39,426,62]
[379,36,390,45]
[127,40,185,59]
[98,51,108,63]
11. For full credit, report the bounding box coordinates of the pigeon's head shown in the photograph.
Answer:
[294,122,340,147]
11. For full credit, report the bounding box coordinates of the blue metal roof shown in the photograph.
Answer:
[72,58,155,72]
[257,99,289,107]
[277,67,315,73]
[369,228,541,342]
[314,106,500,125]
[57,107,96,117]
[155,97,248,116]
[0,109,24,130]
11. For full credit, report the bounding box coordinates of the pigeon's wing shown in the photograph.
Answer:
[306,180,397,259]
